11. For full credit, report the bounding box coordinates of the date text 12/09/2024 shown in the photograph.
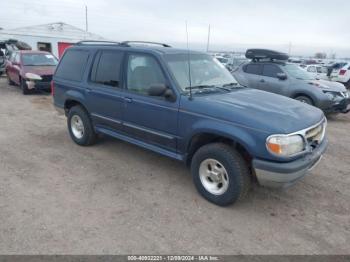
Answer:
[127,255,220,261]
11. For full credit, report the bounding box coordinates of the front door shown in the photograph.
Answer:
[122,53,179,152]
[259,64,288,95]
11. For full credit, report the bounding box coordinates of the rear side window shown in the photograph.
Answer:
[244,64,262,75]
[55,50,89,81]
[262,64,283,78]
[92,51,123,88]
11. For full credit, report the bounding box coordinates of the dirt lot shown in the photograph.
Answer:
[0,76,349,255]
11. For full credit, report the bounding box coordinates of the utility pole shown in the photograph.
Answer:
[206,24,211,53]
[85,5,88,32]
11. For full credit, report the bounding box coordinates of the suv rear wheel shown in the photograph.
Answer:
[67,105,97,146]
[191,143,251,206]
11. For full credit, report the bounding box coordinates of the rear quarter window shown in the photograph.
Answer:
[243,64,262,75]
[55,50,89,81]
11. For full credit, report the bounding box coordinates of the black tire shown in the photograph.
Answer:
[345,80,350,89]
[67,105,97,146]
[7,72,15,86]
[191,143,251,206]
[294,95,313,105]
[20,77,30,95]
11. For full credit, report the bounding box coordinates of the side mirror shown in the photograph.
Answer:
[164,88,176,102]
[148,84,176,102]
[148,84,167,96]
[277,73,287,80]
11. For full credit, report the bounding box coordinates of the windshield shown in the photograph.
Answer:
[283,63,314,80]
[22,53,58,66]
[164,53,238,92]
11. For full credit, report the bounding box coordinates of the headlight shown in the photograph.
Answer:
[266,135,305,157]
[25,72,42,81]
[323,91,343,101]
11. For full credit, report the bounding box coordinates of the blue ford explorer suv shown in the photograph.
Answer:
[52,41,328,206]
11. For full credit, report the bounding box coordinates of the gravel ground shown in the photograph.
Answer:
[0,76,349,255]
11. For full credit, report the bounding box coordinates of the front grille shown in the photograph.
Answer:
[40,75,53,82]
[305,120,326,148]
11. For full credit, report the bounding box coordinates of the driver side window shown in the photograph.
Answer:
[262,64,283,78]
[126,54,166,96]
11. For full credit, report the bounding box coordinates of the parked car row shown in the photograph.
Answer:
[51,41,329,206]
[233,49,350,114]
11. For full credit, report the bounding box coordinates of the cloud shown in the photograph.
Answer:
[0,0,349,57]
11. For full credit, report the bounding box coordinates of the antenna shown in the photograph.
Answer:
[186,21,193,100]
[206,24,211,53]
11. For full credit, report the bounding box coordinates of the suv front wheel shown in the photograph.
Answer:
[294,95,313,105]
[67,105,97,146]
[191,143,251,206]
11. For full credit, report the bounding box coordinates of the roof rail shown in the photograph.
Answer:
[75,40,121,46]
[120,41,171,48]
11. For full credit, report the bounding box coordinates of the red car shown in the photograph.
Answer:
[6,50,58,94]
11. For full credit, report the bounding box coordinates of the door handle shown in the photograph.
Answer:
[260,79,265,83]
[86,87,92,93]
[124,97,133,103]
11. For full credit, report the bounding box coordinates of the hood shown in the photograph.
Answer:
[313,79,347,92]
[22,65,56,76]
[184,88,324,134]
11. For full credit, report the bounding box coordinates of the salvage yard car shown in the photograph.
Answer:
[6,50,58,94]
[233,49,350,114]
[330,62,350,88]
[53,41,328,206]
[302,64,329,80]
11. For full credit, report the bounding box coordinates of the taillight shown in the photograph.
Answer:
[50,81,55,96]
[339,69,347,75]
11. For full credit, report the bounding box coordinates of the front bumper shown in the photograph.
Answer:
[323,91,350,114]
[253,139,328,188]
[34,81,51,91]
[324,98,350,114]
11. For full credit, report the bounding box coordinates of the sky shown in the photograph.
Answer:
[1,0,349,57]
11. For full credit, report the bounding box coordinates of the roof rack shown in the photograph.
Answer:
[75,40,121,46]
[120,41,171,48]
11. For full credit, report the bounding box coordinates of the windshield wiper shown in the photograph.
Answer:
[222,82,240,88]
[185,85,215,90]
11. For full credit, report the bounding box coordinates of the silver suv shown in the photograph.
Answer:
[233,49,350,114]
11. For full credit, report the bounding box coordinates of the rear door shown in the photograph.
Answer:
[259,64,287,95]
[85,49,125,132]
[122,52,179,152]
[242,63,263,89]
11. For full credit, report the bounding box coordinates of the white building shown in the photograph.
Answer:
[0,22,105,58]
